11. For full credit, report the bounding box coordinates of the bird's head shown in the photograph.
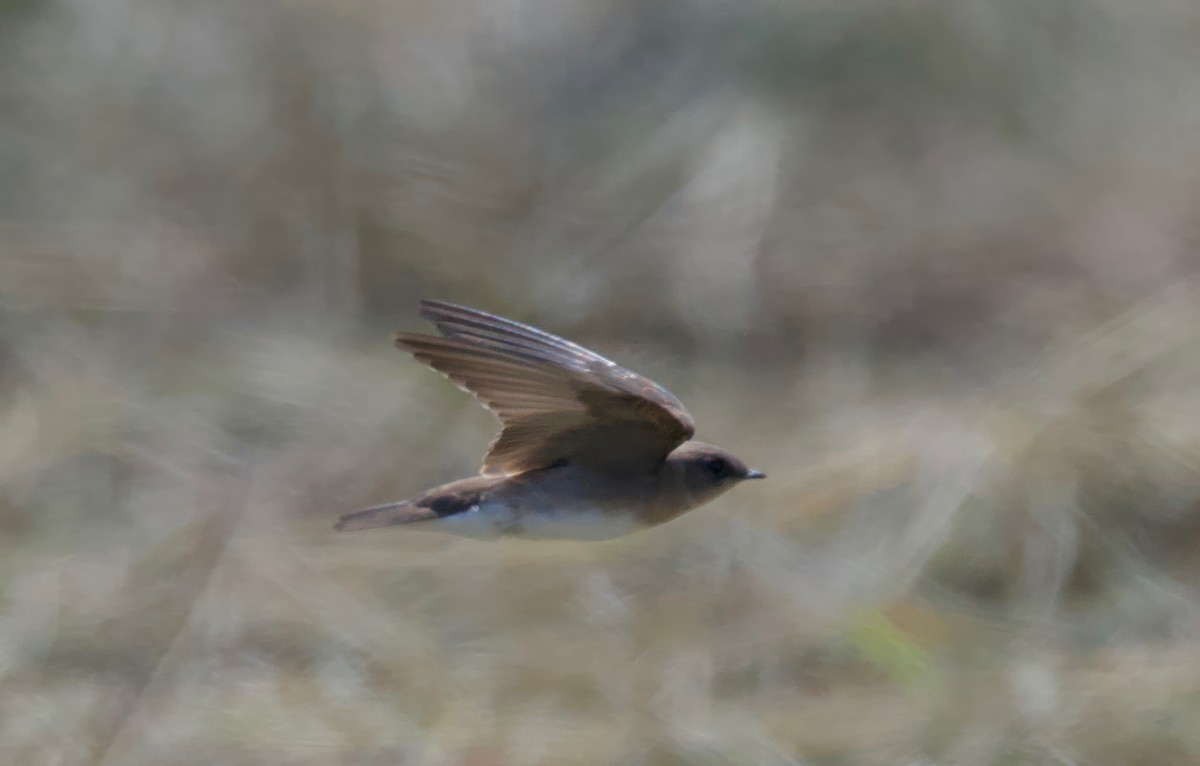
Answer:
[666,441,765,502]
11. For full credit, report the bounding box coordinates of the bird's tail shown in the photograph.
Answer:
[334,500,438,531]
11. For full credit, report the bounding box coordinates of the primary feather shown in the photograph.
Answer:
[393,300,695,475]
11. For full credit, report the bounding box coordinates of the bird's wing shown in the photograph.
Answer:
[394,300,695,475]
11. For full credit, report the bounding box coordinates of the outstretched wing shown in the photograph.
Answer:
[394,300,695,475]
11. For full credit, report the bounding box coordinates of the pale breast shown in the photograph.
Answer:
[501,506,644,541]
[422,464,669,541]
[426,501,642,541]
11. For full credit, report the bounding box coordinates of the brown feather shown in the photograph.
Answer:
[392,300,696,475]
[335,474,505,531]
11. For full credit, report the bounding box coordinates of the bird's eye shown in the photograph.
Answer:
[706,458,727,476]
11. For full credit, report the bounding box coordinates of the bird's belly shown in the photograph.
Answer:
[430,502,643,541]
[509,508,643,541]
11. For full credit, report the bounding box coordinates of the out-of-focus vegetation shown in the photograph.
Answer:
[3,0,1200,763]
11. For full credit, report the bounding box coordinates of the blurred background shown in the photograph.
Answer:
[3,0,1200,763]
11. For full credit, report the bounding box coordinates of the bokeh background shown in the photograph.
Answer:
[4,0,1200,763]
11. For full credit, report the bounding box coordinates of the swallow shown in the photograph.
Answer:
[335,300,764,540]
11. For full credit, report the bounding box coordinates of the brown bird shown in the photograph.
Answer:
[335,301,764,540]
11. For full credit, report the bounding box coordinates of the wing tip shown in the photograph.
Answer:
[417,299,533,336]
[393,331,419,350]
[418,298,471,322]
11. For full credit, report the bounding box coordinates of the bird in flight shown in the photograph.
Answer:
[335,300,764,540]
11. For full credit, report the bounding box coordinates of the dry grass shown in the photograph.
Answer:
[3,0,1200,763]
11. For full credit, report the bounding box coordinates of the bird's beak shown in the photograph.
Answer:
[745,470,766,479]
